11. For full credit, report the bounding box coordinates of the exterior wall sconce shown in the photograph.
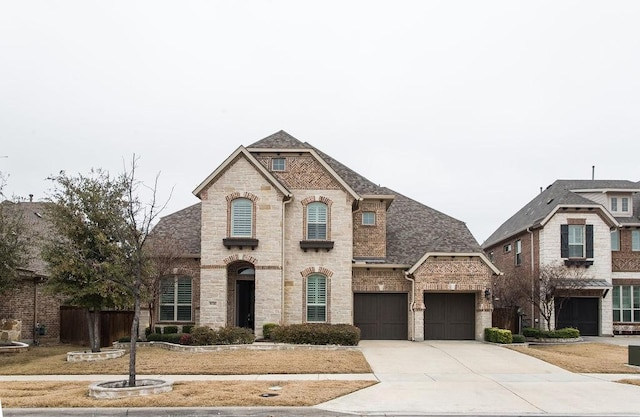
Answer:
[484,288,491,300]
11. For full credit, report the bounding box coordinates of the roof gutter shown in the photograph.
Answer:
[404,271,416,342]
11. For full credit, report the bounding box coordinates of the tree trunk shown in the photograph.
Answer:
[128,281,141,387]
[85,308,101,353]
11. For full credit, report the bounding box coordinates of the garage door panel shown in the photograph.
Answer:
[555,297,599,336]
[354,293,408,340]
[424,293,475,340]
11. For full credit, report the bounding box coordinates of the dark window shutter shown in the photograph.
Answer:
[560,224,569,258]
[586,224,594,258]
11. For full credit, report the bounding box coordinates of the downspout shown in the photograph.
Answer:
[281,197,292,325]
[527,227,535,327]
[404,271,416,341]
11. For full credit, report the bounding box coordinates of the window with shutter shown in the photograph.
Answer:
[307,202,327,240]
[561,224,593,258]
[306,274,327,322]
[159,276,192,322]
[231,198,253,237]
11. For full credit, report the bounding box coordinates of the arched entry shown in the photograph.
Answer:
[227,261,255,331]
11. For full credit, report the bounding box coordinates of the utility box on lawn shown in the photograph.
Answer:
[629,345,640,366]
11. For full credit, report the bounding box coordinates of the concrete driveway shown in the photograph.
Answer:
[318,340,640,416]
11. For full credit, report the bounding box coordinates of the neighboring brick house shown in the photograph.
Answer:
[150,131,499,341]
[483,179,640,336]
[0,201,62,344]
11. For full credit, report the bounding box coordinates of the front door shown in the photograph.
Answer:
[236,280,255,330]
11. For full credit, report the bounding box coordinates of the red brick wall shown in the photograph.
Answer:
[0,278,63,342]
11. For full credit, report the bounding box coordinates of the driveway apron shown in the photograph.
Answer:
[317,340,640,416]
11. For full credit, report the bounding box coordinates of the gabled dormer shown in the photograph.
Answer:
[567,180,640,219]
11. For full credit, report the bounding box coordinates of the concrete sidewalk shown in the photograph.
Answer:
[318,340,640,416]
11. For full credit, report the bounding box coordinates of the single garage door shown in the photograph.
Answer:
[555,297,599,336]
[354,293,408,340]
[424,293,475,340]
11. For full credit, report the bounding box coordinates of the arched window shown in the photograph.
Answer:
[306,274,327,322]
[159,276,192,322]
[231,198,253,237]
[307,202,327,240]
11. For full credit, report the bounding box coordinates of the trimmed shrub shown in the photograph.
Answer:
[144,327,152,337]
[182,325,194,334]
[164,325,179,334]
[272,323,360,346]
[484,327,513,344]
[522,327,580,339]
[146,333,182,343]
[179,333,194,345]
[262,323,280,340]
[511,334,526,343]
[190,326,216,346]
[154,326,162,334]
[214,326,255,345]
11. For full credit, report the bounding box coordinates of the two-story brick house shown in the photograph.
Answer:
[483,180,640,336]
[150,131,499,341]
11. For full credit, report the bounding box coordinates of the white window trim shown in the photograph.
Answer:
[306,274,327,322]
[515,239,522,266]
[272,158,286,171]
[611,230,620,251]
[231,198,253,237]
[633,230,640,252]
[362,211,376,226]
[159,276,192,322]
[568,224,585,258]
[613,285,640,323]
[307,202,328,240]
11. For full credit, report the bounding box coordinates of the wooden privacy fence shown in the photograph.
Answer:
[60,306,134,347]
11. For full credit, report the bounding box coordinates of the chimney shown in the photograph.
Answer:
[29,194,33,202]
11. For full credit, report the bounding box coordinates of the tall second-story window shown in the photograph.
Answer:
[515,239,522,265]
[622,198,629,212]
[307,202,327,240]
[611,230,620,251]
[561,224,593,258]
[633,230,640,252]
[231,198,253,237]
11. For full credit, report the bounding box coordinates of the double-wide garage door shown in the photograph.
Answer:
[424,293,475,340]
[354,293,408,340]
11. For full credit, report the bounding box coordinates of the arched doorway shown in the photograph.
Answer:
[227,261,255,331]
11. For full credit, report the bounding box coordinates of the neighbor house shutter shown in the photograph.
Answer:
[585,224,594,258]
[560,224,569,258]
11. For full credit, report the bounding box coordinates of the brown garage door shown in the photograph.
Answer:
[354,293,408,340]
[424,293,475,340]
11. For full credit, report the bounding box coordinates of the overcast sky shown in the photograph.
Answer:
[1,1,639,244]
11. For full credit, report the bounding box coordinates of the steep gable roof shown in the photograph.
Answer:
[193,146,291,199]
[483,180,627,248]
[159,131,482,263]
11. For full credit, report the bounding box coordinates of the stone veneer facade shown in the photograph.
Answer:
[186,144,495,341]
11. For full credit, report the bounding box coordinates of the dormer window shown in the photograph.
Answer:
[610,196,631,215]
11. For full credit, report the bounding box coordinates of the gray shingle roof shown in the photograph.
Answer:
[155,131,481,265]
[150,203,201,256]
[482,179,640,248]
[1,201,51,277]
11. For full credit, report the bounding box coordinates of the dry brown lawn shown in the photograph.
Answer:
[509,342,640,374]
[0,344,375,408]
[0,344,371,375]
[0,380,376,408]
